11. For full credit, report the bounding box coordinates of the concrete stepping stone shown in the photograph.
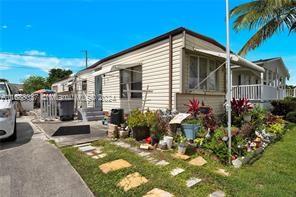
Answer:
[155,160,170,166]
[215,169,230,177]
[86,152,96,156]
[79,146,96,152]
[93,147,103,154]
[92,155,99,159]
[137,151,151,157]
[186,177,202,188]
[143,188,174,197]
[73,143,91,147]
[99,159,132,174]
[113,141,131,149]
[189,156,207,166]
[98,153,107,158]
[117,172,148,191]
[170,168,185,176]
[172,153,190,160]
[209,190,225,197]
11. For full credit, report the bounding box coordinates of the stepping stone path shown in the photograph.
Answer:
[78,145,96,152]
[189,156,207,166]
[172,153,190,160]
[155,160,170,166]
[215,168,230,177]
[143,188,174,197]
[170,168,185,176]
[209,190,225,197]
[99,159,132,174]
[186,177,202,188]
[111,141,170,166]
[75,143,106,160]
[117,172,148,191]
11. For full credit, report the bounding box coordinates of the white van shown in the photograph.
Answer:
[0,82,17,141]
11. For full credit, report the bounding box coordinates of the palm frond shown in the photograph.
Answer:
[238,18,284,56]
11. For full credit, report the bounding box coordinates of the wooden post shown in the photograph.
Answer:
[126,83,131,113]
[142,85,149,112]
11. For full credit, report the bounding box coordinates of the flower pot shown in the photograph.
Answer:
[163,136,174,149]
[178,144,187,154]
[131,126,150,141]
[243,114,252,122]
[181,124,200,140]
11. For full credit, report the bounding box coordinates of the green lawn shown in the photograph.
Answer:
[61,124,296,197]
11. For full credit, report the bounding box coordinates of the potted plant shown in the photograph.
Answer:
[127,109,150,141]
[181,98,202,140]
[177,134,187,154]
[181,119,201,140]
[231,98,254,122]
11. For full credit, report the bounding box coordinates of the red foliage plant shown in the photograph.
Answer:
[185,98,200,118]
[231,98,254,115]
[202,108,218,132]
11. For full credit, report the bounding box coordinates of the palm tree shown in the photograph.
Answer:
[230,0,296,56]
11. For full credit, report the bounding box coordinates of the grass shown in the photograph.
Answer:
[61,124,296,197]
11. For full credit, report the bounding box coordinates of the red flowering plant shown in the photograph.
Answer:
[231,98,254,116]
[185,98,200,118]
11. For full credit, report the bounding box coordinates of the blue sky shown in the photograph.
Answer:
[0,0,295,84]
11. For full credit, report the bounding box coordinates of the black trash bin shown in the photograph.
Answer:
[57,99,74,121]
[110,108,124,126]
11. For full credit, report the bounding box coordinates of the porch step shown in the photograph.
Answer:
[78,108,105,122]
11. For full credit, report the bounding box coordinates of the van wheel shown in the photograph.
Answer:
[6,118,17,141]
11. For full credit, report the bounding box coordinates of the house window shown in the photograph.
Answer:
[82,80,87,91]
[188,56,218,91]
[120,65,142,98]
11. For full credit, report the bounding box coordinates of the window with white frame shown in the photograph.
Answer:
[120,65,142,98]
[188,55,219,91]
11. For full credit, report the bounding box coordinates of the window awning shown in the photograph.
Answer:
[194,49,265,72]
[92,63,142,76]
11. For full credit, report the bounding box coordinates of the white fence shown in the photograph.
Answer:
[232,85,296,101]
[40,94,58,120]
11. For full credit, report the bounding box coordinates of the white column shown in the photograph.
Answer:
[260,72,264,101]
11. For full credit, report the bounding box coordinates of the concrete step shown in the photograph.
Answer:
[85,111,104,116]
[86,115,104,121]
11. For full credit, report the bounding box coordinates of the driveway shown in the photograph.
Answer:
[0,117,94,197]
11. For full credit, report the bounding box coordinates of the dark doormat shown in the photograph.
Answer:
[52,125,90,136]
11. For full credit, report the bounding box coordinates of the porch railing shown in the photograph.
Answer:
[232,84,295,101]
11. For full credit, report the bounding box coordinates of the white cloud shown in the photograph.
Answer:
[0,51,98,73]
[24,50,47,56]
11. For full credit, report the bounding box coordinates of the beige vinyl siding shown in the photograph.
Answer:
[76,71,95,108]
[178,34,226,114]
[91,34,184,112]
[176,93,225,114]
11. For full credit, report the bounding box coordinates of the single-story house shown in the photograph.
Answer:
[68,27,267,114]
[232,57,290,101]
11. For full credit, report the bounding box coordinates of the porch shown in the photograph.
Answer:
[232,84,296,101]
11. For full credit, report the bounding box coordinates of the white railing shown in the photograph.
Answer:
[286,88,296,97]
[232,85,295,101]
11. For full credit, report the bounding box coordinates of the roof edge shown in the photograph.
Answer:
[79,27,226,73]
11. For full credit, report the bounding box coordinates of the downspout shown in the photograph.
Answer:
[169,34,173,111]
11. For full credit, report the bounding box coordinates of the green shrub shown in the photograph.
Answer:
[286,111,296,123]
[250,105,266,130]
[127,109,147,128]
[266,123,285,135]
[271,97,296,117]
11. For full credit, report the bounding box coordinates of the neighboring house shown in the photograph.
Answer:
[232,57,291,101]
[51,76,74,93]
[73,27,265,114]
